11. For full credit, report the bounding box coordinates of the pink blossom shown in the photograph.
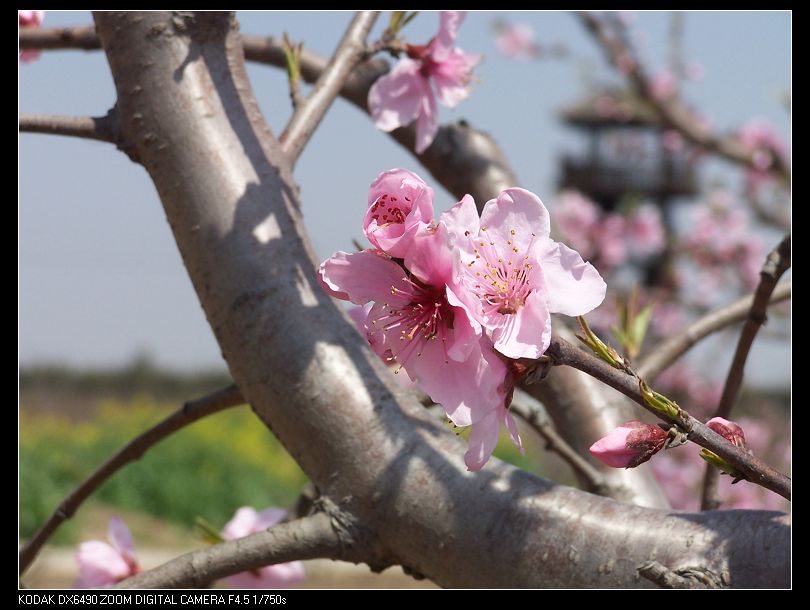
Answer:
[222,507,305,589]
[649,69,678,102]
[369,12,480,153]
[319,220,509,447]
[495,22,536,60]
[706,417,747,450]
[450,188,606,360]
[19,10,44,63]
[364,169,434,257]
[589,421,669,468]
[626,204,666,258]
[553,190,600,260]
[75,517,140,588]
[595,214,628,269]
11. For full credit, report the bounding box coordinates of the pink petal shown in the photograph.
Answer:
[480,188,551,252]
[431,49,480,108]
[318,250,411,306]
[19,10,44,27]
[75,541,131,588]
[227,561,305,589]
[464,410,501,471]
[108,516,136,558]
[222,507,260,540]
[367,168,433,222]
[414,79,439,154]
[442,194,481,246]
[410,332,505,428]
[491,291,551,360]
[404,224,452,285]
[538,240,606,316]
[368,59,425,132]
[503,411,523,453]
[431,11,467,60]
[20,50,42,63]
[254,508,287,531]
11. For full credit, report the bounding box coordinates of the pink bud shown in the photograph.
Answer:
[589,421,669,468]
[706,417,747,449]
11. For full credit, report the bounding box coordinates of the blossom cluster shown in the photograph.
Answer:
[320,169,606,470]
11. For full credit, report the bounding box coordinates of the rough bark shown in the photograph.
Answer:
[92,12,789,588]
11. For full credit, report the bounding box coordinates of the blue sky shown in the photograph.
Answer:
[19,11,790,383]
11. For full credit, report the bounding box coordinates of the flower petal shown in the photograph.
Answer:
[227,561,305,589]
[414,80,439,154]
[432,49,480,108]
[254,508,287,531]
[222,507,259,540]
[480,188,552,253]
[464,410,501,471]
[108,516,135,557]
[75,541,131,588]
[431,11,466,60]
[319,250,411,306]
[539,240,606,316]
[368,59,424,132]
[491,291,551,360]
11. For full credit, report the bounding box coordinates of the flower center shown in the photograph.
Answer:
[463,227,535,317]
[370,193,409,228]
[369,278,453,371]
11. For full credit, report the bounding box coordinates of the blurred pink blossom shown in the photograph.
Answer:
[369,12,480,153]
[222,507,305,589]
[649,69,678,101]
[495,22,535,60]
[627,204,666,258]
[75,517,140,588]
[661,129,684,153]
[19,10,44,63]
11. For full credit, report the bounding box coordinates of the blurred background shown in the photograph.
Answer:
[20,11,790,588]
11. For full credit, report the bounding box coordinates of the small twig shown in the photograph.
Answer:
[116,511,352,589]
[700,235,791,510]
[637,281,791,381]
[638,561,725,589]
[19,385,243,575]
[510,390,613,496]
[280,11,379,165]
[577,11,790,182]
[18,25,100,50]
[19,111,118,144]
[546,334,790,500]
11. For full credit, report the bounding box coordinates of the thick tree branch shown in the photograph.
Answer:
[637,281,791,381]
[279,12,378,165]
[701,235,791,510]
[638,561,724,589]
[19,385,243,575]
[19,111,118,144]
[92,12,789,587]
[577,11,790,182]
[546,335,791,500]
[117,511,364,589]
[510,390,614,496]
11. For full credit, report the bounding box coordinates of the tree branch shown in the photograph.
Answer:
[700,235,791,510]
[20,24,519,206]
[577,11,790,182]
[546,335,791,500]
[93,12,789,587]
[637,281,791,381]
[638,561,724,589]
[117,511,364,589]
[19,111,118,144]
[279,12,378,165]
[510,390,615,496]
[19,384,243,575]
